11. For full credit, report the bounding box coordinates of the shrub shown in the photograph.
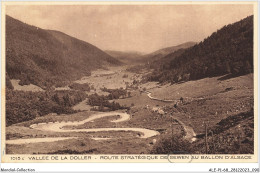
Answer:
[122,74,128,78]
[151,134,191,154]
[88,93,129,111]
[69,83,90,91]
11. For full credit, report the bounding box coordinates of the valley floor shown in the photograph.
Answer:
[5,66,254,154]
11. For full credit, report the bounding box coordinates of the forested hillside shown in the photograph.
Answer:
[6,15,121,89]
[6,89,87,126]
[106,42,196,65]
[149,15,253,83]
[144,41,196,63]
[105,50,144,64]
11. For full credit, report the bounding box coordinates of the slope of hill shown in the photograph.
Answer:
[149,15,253,83]
[105,50,143,64]
[143,41,197,63]
[147,48,187,69]
[106,42,196,65]
[6,15,121,88]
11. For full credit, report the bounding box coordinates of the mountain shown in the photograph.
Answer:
[105,50,144,64]
[6,15,121,89]
[149,15,253,83]
[147,48,188,69]
[106,42,196,65]
[143,42,197,63]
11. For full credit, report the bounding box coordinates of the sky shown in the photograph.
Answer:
[6,4,254,53]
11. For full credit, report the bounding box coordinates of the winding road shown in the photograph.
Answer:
[7,112,159,145]
[6,91,196,145]
[146,91,197,142]
[6,137,78,145]
[146,91,176,102]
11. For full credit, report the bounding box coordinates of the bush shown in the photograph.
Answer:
[69,83,90,91]
[88,93,129,111]
[101,88,127,99]
[122,74,128,78]
[18,77,31,86]
[6,73,14,89]
[151,134,191,154]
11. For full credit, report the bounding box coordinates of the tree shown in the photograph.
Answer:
[225,61,231,73]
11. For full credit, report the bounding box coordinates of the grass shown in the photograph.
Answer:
[15,111,94,127]
[190,110,254,154]
[152,74,253,134]
[5,67,254,154]
[150,74,253,100]
[6,106,181,154]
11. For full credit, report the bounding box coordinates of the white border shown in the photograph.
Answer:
[0,0,259,172]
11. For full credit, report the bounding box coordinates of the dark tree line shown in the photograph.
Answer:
[88,93,129,111]
[101,87,128,99]
[6,89,87,126]
[149,15,253,83]
[68,83,90,91]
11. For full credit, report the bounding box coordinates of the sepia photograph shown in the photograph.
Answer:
[1,1,258,166]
